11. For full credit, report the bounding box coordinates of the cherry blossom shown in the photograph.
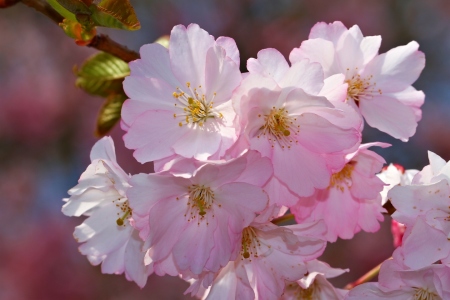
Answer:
[62,137,152,287]
[281,260,348,300]
[186,221,327,300]
[291,143,387,241]
[377,163,418,205]
[346,259,450,299]
[290,21,425,141]
[122,23,242,163]
[233,58,360,198]
[388,152,450,269]
[126,151,272,276]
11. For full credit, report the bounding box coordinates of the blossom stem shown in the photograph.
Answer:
[16,0,140,62]
[88,34,139,62]
[344,258,390,290]
[271,213,295,224]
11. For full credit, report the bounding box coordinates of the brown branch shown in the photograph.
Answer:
[0,0,20,8]
[272,213,295,225]
[87,34,140,62]
[17,0,140,62]
[20,0,63,24]
[344,258,389,290]
[383,201,396,215]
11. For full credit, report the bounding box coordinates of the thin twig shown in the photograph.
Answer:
[17,0,140,62]
[20,0,63,24]
[383,201,396,215]
[88,34,140,62]
[344,258,389,290]
[271,213,295,225]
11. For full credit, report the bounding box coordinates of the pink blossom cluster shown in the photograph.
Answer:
[63,21,430,299]
[347,152,450,299]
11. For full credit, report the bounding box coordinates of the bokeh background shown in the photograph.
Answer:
[1,0,450,299]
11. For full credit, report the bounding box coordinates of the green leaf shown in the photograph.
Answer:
[47,0,78,21]
[89,0,141,30]
[75,52,130,97]
[96,93,127,136]
[51,0,91,16]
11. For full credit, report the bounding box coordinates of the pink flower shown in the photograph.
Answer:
[291,21,425,141]
[291,143,388,241]
[122,24,242,163]
[234,58,360,198]
[186,221,327,300]
[62,137,152,287]
[281,260,348,300]
[346,259,450,299]
[377,163,418,205]
[126,151,272,276]
[389,152,450,270]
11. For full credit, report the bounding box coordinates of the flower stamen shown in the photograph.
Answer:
[330,162,355,192]
[345,71,380,104]
[173,82,222,128]
[115,200,132,226]
[258,107,300,149]
[241,227,261,259]
[186,184,215,220]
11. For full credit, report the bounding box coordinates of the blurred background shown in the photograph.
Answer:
[1,0,449,299]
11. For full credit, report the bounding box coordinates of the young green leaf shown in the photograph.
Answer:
[48,0,91,17]
[89,0,140,30]
[75,52,130,97]
[96,93,127,136]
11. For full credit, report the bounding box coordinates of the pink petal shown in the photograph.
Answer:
[127,173,188,218]
[169,24,215,88]
[123,110,186,163]
[319,73,348,103]
[216,36,240,66]
[133,43,180,88]
[279,59,324,95]
[335,30,364,75]
[289,39,336,76]
[173,219,217,274]
[247,48,290,83]
[205,45,242,105]
[388,86,424,122]
[122,76,178,111]
[362,41,425,93]
[124,230,153,288]
[273,146,331,197]
[297,113,359,153]
[360,35,381,65]
[308,21,347,43]
[216,182,269,219]
[90,136,116,162]
[172,127,221,160]
[148,198,189,262]
[359,94,417,141]
[401,217,450,269]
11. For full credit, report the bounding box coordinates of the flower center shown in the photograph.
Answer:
[173,82,223,128]
[296,281,319,300]
[186,184,215,220]
[257,107,300,149]
[115,199,132,227]
[413,288,439,300]
[330,162,355,192]
[241,227,262,259]
[345,73,381,104]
